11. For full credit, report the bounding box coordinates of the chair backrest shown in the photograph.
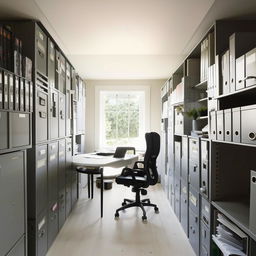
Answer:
[144,132,160,186]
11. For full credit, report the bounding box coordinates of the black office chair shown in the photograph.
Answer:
[114,132,160,221]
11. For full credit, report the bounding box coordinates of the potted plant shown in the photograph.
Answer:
[198,106,207,117]
[185,108,199,131]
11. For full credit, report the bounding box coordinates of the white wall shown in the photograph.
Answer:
[84,79,165,153]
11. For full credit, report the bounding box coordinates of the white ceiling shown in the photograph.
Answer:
[1,0,256,79]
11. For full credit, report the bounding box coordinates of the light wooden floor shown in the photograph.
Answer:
[47,183,195,256]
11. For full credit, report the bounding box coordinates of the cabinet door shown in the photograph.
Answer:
[180,181,188,236]
[37,211,48,256]
[0,111,8,150]
[35,24,47,76]
[0,151,25,256]
[189,209,200,256]
[36,144,48,215]
[58,139,66,229]
[10,112,30,148]
[6,235,25,256]
[36,90,48,143]
[48,142,58,204]
[59,93,66,138]
[48,201,58,248]
[49,89,59,140]
[48,39,55,88]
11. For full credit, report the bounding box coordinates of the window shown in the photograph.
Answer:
[99,90,146,150]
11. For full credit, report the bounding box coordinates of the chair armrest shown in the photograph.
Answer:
[121,167,146,177]
[133,161,144,169]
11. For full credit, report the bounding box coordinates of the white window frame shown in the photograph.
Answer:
[95,85,150,151]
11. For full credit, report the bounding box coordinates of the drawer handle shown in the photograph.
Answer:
[193,165,197,172]
[213,131,216,135]
[203,216,209,225]
[226,131,230,135]
[235,131,239,136]
[249,132,256,141]
[252,176,256,183]
[219,131,222,135]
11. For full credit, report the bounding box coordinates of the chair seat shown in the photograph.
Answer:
[76,167,102,174]
[115,175,147,187]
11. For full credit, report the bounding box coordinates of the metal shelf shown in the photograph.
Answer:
[192,80,207,89]
[212,200,256,241]
[198,97,208,103]
[212,140,256,149]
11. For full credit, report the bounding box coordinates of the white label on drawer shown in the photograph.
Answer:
[189,192,197,207]
[37,159,46,168]
[9,76,13,86]
[0,74,2,83]
[4,74,7,84]
[38,217,46,231]
[5,94,8,102]
[19,114,26,118]
[50,154,56,161]
[204,205,209,213]
[37,41,45,54]
[39,149,46,156]
[51,144,56,149]
[59,151,64,157]
[182,186,187,194]
[247,52,256,64]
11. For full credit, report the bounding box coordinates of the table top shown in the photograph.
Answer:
[72,153,138,168]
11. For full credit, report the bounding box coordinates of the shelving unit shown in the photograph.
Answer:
[160,19,256,256]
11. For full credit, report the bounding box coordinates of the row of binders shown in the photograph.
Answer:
[0,25,32,80]
[0,68,33,112]
[200,32,214,82]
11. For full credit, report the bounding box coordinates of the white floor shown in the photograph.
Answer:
[47,183,196,256]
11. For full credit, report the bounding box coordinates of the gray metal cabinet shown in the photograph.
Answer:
[189,185,200,216]
[37,210,48,256]
[58,139,66,229]
[10,112,30,148]
[49,88,59,140]
[48,142,58,204]
[232,107,241,143]
[58,54,66,93]
[0,111,8,150]
[48,39,55,88]
[6,235,25,256]
[174,177,180,220]
[200,140,209,198]
[181,136,188,182]
[189,158,200,191]
[48,201,58,248]
[180,180,188,236]
[65,138,73,217]
[200,221,210,256]
[189,209,200,256]
[36,90,48,143]
[59,92,66,138]
[36,144,48,215]
[35,24,47,76]
[65,62,72,136]
[0,151,25,256]
[174,141,181,179]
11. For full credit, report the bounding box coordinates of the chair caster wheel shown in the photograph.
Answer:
[122,202,126,206]
[142,216,147,222]
[115,212,119,219]
[154,207,159,213]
